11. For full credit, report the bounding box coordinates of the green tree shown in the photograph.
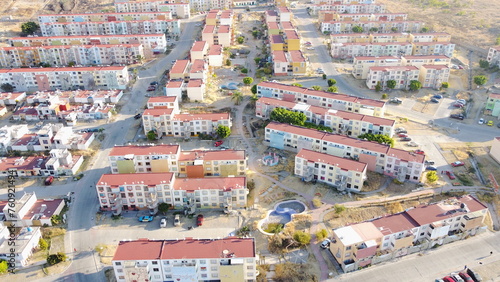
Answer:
[147,130,156,141]
[426,171,438,183]
[391,27,398,32]
[441,82,449,89]
[0,83,14,92]
[375,81,382,92]
[21,21,39,35]
[39,238,49,250]
[381,93,388,99]
[386,80,397,89]
[250,84,257,94]
[51,215,62,225]
[327,78,337,87]
[254,57,261,64]
[311,85,322,90]
[236,36,244,44]
[252,30,260,38]
[327,86,338,93]
[479,60,489,68]
[409,80,422,91]
[293,230,311,246]
[0,260,7,274]
[225,59,231,66]
[474,75,488,86]
[243,77,254,85]
[158,203,171,215]
[291,83,303,87]
[241,68,248,74]
[316,229,328,241]
[216,124,231,138]
[270,108,307,126]
[68,61,76,67]
[136,55,144,63]
[334,204,346,214]
[352,26,363,33]
[250,93,259,105]
[47,252,67,265]
[231,91,243,105]
[369,27,379,32]
[322,74,327,80]
[421,27,429,32]
[358,133,395,147]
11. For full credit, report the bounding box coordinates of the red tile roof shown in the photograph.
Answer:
[203,25,216,34]
[266,122,327,140]
[189,60,205,74]
[209,44,222,55]
[166,80,183,88]
[1,66,126,73]
[402,55,450,60]
[288,50,305,62]
[191,41,207,52]
[280,21,294,30]
[297,149,367,172]
[371,213,419,235]
[321,132,390,154]
[268,22,279,29]
[172,112,229,122]
[0,156,47,171]
[187,79,203,87]
[10,34,165,40]
[217,25,230,33]
[272,51,287,63]
[143,108,174,116]
[179,150,245,161]
[354,56,400,61]
[370,66,418,71]
[283,30,299,40]
[270,35,284,44]
[98,173,174,187]
[147,96,177,103]
[171,59,189,74]
[421,64,449,70]
[109,145,180,156]
[173,177,246,191]
[113,237,255,261]
[22,199,65,220]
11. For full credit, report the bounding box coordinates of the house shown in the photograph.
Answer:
[43,149,84,176]
[265,10,278,23]
[265,122,425,183]
[186,79,205,101]
[255,97,395,137]
[272,51,288,76]
[108,144,181,174]
[208,44,223,67]
[205,10,234,26]
[0,92,26,106]
[216,25,232,47]
[277,6,292,22]
[330,195,488,272]
[295,149,367,192]
[366,66,420,90]
[270,35,285,51]
[12,107,40,121]
[169,60,190,81]
[1,192,65,227]
[486,46,500,67]
[112,238,257,282]
[0,66,129,91]
[113,1,190,19]
[190,41,209,62]
[96,173,247,212]
[485,93,500,117]
[331,42,413,59]
[282,30,300,51]
[189,59,207,82]
[352,56,402,79]
[0,125,29,151]
[489,137,500,164]
[0,224,42,267]
[178,150,247,177]
[10,134,42,152]
[418,65,450,89]
[257,81,386,117]
[165,80,184,99]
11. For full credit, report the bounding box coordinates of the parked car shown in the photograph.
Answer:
[407,141,419,147]
[452,274,464,282]
[487,120,494,126]
[306,47,315,50]
[147,85,156,91]
[150,81,158,85]
[414,149,425,155]
[430,98,440,103]
[196,214,204,226]
[456,99,467,104]
[138,216,154,222]
[389,97,402,104]
[425,160,435,165]
[219,145,229,150]
[466,268,482,282]
[397,133,408,138]
[478,118,485,124]
[450,114,465,120]
[395,127,406,133]
[446,171,456,180]
[453,103,465,108]
[433,94,443,99]
[426,166,437,171]
[459,272,473,282]
[305,41,312,45]
[160,217,167,228]
[442,277,454,282]
[400,137,412,141]
[451,161,465,167]
[320,239,331,249]
[134,113,142,119]
[316,68,324,74]
[174,214,180,226]
[214,140,224,147]
[44,176,54,186]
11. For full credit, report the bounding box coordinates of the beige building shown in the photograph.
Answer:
[38,11,172,24]
[486,46,500,67]
[409,32,452,43]
[189,41,209,62]
[366,66,419,90]
[113,1,190,19]
[489,137,500,164]
[352,56,402,79]
[331,42,413,59]
[208,44,223,67]
[418,65,450,89]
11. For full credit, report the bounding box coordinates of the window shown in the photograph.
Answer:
[115,262,121,266]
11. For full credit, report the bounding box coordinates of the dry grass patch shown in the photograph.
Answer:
[324,206,387,229]
[362,172,386,192]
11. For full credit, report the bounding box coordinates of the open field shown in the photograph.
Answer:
[379,0,500,52]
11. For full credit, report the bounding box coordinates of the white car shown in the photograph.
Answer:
[306,47,315,50]
[320,239,331,249]
[174,214,180,226]
[160,218,167,228]
[478,118,485,124]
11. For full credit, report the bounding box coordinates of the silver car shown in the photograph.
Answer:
[174,214,180,226]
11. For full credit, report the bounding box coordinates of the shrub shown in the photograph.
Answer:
[39,238,49,250]
[241,68,248,74]
[47,252,67,265]
[293,230,311,246]
[312,198,322,208]
[381,93,388,99]
[264,223,284,233]
[0,260,7,274]
[426,171,438,183]
[316,229,328,241]
[441,82,449,88]
[225,59,231,66]
[334,204,346,214]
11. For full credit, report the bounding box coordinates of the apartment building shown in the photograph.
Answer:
[40,19,180,37]
[330,195,488,272]
[309,3,385,15]
[202,25,232,47]
[270,35,285,51]
[320,12,407,23]
[178,149,247,177]
[206,9,233,26]
[108,144,181,174]
[282,30,300,51]
[265,122,425,183]
[277,6,292,22]
[256,81,386,117]
[321,20,424,34]
[265,10,278,23]
[0,44,145,68]
[412,42,455,57]
[331,42,413,59]
[189,59,208,82]
[418,65,450,89]
[401,55,451,68]
[114,1,190,19]
[255,97,395,137]
[352,56,402,79]
[486,46,500,67]
[295,149,367,192]
[38,11,172,24]
[186,79,205,101]
[366,66,419,90]
[0,66,129,92]
[370,33,411,43]
[10,34,167,54]
[28,89,123,104]
[409,32,452,43]
[96,173,247,212]
[169,59,190,80]
[208,44,223,66]
[312,0,377,4]
[271,50,307,76]
[330,33,371,44]
[112,238,257,282]
[190,41,209,62]
[484,93,500,117]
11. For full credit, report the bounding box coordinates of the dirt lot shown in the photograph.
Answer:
[378,0,500,50]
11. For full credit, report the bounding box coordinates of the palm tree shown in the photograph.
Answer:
[231,91,243,105]
[311,85,322,90]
